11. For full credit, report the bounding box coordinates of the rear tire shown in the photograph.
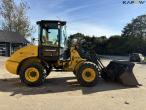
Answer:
[19,62,46,87]
[76,62,99,87]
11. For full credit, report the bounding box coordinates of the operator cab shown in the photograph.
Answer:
[37,20,67,62]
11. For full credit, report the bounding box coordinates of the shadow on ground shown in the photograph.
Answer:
[0,76,137,96]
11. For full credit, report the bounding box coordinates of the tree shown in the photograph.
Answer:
[106,35,127,55]
[121,14,146,55]
[122,15,146,39]
[67,33,86,48]
[0,0,33,37]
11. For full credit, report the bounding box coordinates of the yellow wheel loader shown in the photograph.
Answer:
[5,20,140,87]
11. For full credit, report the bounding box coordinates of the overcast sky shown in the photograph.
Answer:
[14,0,146,37]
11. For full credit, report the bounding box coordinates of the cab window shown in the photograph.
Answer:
[42,28,59,47]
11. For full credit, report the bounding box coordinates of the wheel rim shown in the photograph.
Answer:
[82,68,96,82]
[25,67,40,82]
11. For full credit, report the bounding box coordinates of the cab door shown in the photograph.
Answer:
[39,28,60,61]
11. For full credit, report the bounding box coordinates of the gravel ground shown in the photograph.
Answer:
[0,56,146,110]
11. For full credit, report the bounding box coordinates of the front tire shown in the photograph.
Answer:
[76,62,99,87]
[19,62,46,87]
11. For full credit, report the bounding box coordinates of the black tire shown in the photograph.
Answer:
[45,66,52,77]
[19,62,46,87]
[76,62,99,87]
[101,68,109,81]
[73,71,76,76]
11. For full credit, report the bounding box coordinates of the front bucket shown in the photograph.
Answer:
[101,61,140,86]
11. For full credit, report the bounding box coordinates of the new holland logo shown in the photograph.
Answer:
[122,0,146,4]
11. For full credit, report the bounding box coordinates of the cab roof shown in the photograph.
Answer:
[36,20,66,26]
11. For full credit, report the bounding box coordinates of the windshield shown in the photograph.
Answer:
[42,28,59,47]
[61,25,67,48]
[37,21,67,48]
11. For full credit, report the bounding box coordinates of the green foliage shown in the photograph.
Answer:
[106,35,126,55]
[67,33,86,48]
[122,15,146,39]
[68,33,146,55]
[121,14,146,55]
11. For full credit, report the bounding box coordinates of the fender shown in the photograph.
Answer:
[5,45,38,74]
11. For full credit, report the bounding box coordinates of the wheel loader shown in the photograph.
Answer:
[5,20,140,87]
